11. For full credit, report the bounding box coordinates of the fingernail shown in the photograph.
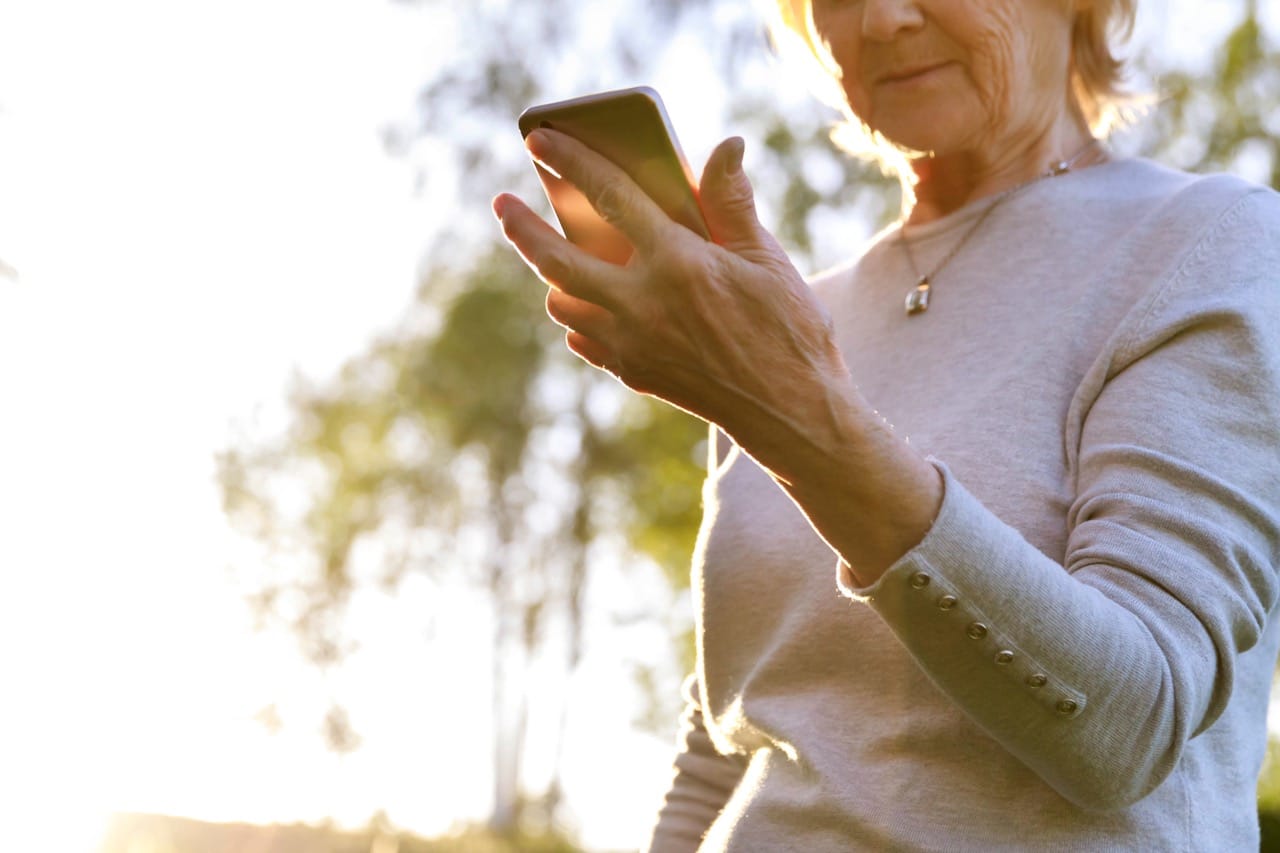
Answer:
[525,130,565,178]
[492,194,507,220]
[525,128,550,155]
[725,137,745,175]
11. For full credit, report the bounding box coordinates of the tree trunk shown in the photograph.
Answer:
[543,495,591,827]
[490,585,522,834]
[488,492,528,835]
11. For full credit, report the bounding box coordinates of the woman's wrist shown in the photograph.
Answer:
[748,372,943,586]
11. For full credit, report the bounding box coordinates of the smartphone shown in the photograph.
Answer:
[518,87,710,265]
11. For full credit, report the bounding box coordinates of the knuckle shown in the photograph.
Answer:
[541,246,578,285]
[661,245,717,289]
[545,289,569,324]
[723,191,758,221]
[594,181,631,226]
[649,236,695,277]
[616,352,661,394]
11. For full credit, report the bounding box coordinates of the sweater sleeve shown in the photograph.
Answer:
[839,189,1280,810]
[642,674,748,852]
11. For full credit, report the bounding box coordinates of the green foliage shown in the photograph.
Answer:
[586,398,707,587]
[1136,9,1280,187]
[412,253,549,455]
[1260,736,1280,806]
[1262,736,1280,851]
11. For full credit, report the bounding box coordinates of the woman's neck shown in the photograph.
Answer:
[903,114,1105,226]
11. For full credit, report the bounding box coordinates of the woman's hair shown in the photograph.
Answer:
[770,0,1140,180]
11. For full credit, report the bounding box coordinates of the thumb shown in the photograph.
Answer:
[699,137,769,255]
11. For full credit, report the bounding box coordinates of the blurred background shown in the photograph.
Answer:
[1,0,1278,850]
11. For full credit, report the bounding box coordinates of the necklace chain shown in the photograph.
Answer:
[899,139,1101,316]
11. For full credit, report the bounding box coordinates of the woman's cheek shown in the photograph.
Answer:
[845,80,874,127]
[968,26,1018,133]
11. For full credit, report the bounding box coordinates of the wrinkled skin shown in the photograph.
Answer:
[811,0,1098,222]
[813,0,1077,151]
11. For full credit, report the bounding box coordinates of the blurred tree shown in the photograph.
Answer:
[219,0,1278,842]
[1134,0,1279,188]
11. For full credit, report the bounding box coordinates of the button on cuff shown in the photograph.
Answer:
[865,553,1087,721]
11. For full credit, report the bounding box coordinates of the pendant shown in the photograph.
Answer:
[905,277,931,315]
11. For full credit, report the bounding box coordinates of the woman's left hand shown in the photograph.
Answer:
[493,128,852,473]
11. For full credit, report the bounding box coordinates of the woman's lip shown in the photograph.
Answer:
[878,62,951,85]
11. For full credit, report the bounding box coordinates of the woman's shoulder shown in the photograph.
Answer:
[1138,159,1280,266]
[1058,158,1280,295]
[1100,157,1280,229]
[1102,161,1280,354]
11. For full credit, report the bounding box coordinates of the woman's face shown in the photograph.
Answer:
[809,0,1078,156]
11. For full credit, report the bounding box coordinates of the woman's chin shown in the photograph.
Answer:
[860,96,985,156]
[869,117,980,158]
[870,126,948,157]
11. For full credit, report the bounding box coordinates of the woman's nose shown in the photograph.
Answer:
[861,0,925,41]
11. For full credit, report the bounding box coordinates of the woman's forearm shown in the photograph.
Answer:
[720,360,943,586]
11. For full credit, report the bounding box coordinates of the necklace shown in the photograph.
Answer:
[899,139,1101,316]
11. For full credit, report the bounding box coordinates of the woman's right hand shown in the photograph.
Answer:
[493,129,850,482]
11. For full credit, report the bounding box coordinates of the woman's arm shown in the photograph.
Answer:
[819,190,1280,810]
[643,674,748,852]
[834,189,1280,809]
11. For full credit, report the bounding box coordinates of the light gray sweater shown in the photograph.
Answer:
[644,158,1280,851]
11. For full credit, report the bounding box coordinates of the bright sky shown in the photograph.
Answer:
[0,1,1275,851]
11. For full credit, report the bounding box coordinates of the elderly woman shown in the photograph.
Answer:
[494,0,1280,848]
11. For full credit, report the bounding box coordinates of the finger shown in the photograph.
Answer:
[546,288,614,340]
[698,137,772,256]
[525,129,666,255]
[493,193,627,310]
[564,330,620,375]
